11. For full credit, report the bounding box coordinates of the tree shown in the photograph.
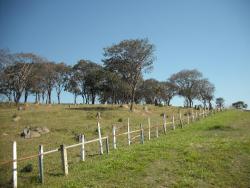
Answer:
[160,81,177,106]
[216,97,224,108]
[54,63,70,104]
[43,62,56,104]
[140,79,159,104]
[65,69,81,105]
[103,38,155,111]
[4,62,31,104]
[169,69,202,107]
[197,79,215,109]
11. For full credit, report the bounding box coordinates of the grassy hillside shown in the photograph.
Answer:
[0,105,250,187]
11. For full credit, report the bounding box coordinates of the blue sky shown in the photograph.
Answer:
[0,0,249,107]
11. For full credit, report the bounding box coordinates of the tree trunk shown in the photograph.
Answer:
[35,93,38,103]
[188,98,192,108]
[130,86,136,111]
[24,90,28,103]
[57,92,61,104]
[48,90,51,104]
[74,93,77,105]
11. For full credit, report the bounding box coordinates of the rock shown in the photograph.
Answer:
[13,116,21,122]
[30,131,41,138]
[21,128,31,138]
[2,133,8,136]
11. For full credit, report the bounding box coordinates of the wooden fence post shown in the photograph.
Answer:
[127,118,131,145]
[112,125,117,149]
[60,144,68,176]
[106,137,109,154]
[148,117,151,140]
[192,110,195,122]
[187,115,190,125]
[202,110,205,118]
[97,122,103,155]
[163,113,167,134]
[13,141,17,188]
[196,111,198,119]
[179,112,183,128]
[156,126,159,138]
[172,114,175,130]
[140,124,144,144]
[80,134,85,161]
[38,145,44,184]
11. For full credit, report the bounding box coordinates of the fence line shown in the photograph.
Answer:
[0,108,224,187]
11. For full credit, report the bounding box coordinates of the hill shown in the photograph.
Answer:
[0,105,250,187]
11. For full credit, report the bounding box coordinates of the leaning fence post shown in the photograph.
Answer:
[38,145,44,184]
[172,114,175,130]
[60,144,68,176]
[140,124,144,144]
[105,136,109,154]
[148,117,151,140]
[163,113,167,134]
[97,122,103,155]
[80,134,85,161]
[112,125,117,149]
[13,141,17,188]
[127,118,131,145]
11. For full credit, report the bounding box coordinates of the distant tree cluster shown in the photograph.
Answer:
[0,39,216,110]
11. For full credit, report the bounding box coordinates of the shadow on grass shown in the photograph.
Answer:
[66,107,117,111]
[208,125,235,131]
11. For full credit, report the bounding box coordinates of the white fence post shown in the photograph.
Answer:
[13,141,17,188]
[172,114,175,130]
[127,118,131,145]
[140,124,144,144]
[156,126,159,138]
[163,113,167,134]
[112,125,117,149]
[97,122,103,155]
[60,144,68,176]
[148,117,151,140]
[187,115,190,125]
[38,145,44,184]
[80,134,85,161]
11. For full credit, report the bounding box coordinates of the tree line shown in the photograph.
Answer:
[0,39,216,110]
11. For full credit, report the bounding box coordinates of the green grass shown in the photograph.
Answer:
[0,104,250,187]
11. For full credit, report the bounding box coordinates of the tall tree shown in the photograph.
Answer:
[103,38,155,111]
[54,63,70,104]
[197,79,215,109]
[169,69,203,107]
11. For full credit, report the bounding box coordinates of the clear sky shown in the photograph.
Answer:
[0,0,250,107]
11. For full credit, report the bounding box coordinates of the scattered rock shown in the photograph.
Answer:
[120,104,129,109]
[13,116,21,122]
[21,127,50,139]
[2,133,8,136]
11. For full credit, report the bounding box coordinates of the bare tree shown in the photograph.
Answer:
[103,38,155,111]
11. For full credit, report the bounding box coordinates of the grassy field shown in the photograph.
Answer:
[0,104,250,187]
